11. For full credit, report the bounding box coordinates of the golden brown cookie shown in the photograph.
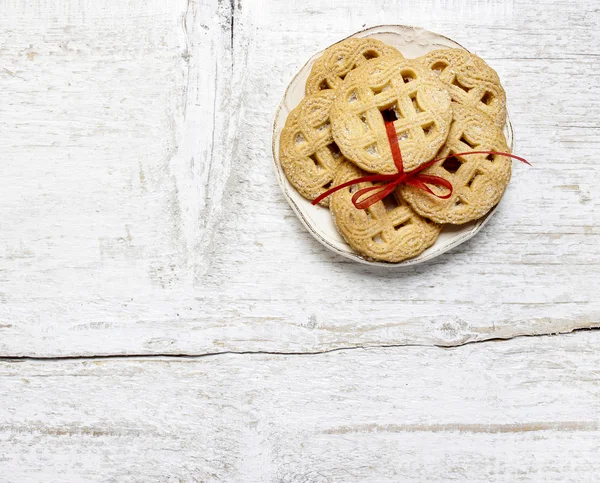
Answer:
[279,90,346,207]
[400,104,512,224]
[329,56,452,175]
[419,48,506,127]
[305,37,402,95]
[331,161,442,262]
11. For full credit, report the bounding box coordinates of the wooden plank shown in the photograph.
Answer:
[0,0,599,356]
[1,331,599,481]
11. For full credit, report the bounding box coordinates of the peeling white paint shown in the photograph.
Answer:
[0,0,598,359]
[1,332,600,480]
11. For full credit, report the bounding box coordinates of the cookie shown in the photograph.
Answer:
[279,90,346,206]
[305,37,402,95]
[400,104,512,224]
[331,161,442,262]
[329,56,452,175]
[419,48,506,127]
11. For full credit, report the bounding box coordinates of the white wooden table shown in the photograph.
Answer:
[1,0,599,480]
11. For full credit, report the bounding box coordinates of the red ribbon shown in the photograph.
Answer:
[312,121,531,209]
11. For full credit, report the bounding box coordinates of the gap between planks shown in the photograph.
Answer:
[1,326,598,362]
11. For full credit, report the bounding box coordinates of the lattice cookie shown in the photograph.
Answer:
[279,90,346,207]
[419,48,506,127]
[330,56,452,175]
[331,161,442,262]
[400,104,512,224]
[305,37,402,95]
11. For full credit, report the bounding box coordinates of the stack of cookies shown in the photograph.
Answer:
[279,37,512,263]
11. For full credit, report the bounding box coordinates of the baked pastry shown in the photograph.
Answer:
[419,48,506,127]
[331,161,442,262]
[279,90,345,206]
[329,56,452,174]
[400,104,512,224]
[305,37,402,95]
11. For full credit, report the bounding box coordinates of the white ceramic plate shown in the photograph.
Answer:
[272,25,514,267]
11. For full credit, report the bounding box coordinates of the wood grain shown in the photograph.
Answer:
[0,0,598,357]
[1,331,599,481]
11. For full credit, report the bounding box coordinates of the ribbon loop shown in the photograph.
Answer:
[408,174,453,199]
[353,183,397,210]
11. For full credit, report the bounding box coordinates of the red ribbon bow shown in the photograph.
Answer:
[312,121,530,209]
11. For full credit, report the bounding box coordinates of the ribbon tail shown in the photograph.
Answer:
[430,151,532,167]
